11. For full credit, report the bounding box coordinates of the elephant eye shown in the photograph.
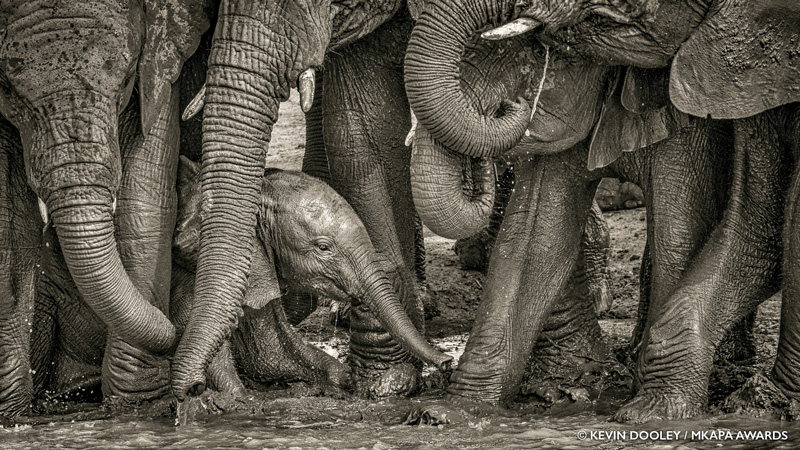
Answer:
[314,238,333,253]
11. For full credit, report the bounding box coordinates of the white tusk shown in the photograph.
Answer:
[482,17,541,40]
[112,197,117,215]
[38,197,48,227]
[298,68,316,113]
[405,111,418,147]
[182,84,206,121]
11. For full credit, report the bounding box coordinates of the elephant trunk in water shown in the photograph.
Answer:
[171,0,330,399]
[25,91,175,354]
[410,126,495,239]
[404,0,531,157]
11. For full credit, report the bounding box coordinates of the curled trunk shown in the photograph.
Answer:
[410,125,495,239]
[404,0,529,157]
[170,6,284,400]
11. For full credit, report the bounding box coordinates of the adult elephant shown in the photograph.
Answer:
[405,0,796,422]
[172,2,435,399]
[0,0,213,417]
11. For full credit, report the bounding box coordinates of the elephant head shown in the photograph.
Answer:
[173,157,451,395]
[0,1,210,354]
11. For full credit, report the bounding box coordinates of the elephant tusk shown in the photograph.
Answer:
[182,84,206,121]
[298,68,316,113]
[112,197,117,215]
[405,111,418,147]
[481,17,541,40]
[38,197,48,227]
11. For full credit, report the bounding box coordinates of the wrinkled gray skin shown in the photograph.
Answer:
[405,0,798,422]
[173,0,434,400]
[32,157,451,399]
[453,165,613,315]
[0,0,212,417]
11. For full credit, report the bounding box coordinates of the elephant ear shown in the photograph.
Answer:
[138,0,212,136]
[588,71,689,170]
[243,234,282,310]
[670,0,800,119]
[621,67,670,114]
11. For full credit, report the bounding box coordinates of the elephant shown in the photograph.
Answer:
[171,0,445,400]
[32,156,451,400]
[0,0,213,416]
[453,163,614,315]
[404,0,797,422]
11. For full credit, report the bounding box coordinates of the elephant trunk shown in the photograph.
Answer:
[356,258,452,371]
[404,0,530,158]
[171,5,286,400]
[28,92,175,354]
[411,125,495,239]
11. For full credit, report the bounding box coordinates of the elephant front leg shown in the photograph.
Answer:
[772,153,800,401]
[448,147,597,405]
[616,113,788,423]
[232,301,348,390]
[323,18,424,395]
[0,119,42,418]
[101,89,180,401]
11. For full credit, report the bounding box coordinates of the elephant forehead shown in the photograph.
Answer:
[0,1,143,101]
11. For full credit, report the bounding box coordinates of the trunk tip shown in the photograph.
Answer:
[435,355,454,372]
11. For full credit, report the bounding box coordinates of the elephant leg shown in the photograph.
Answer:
[528,250,608,392]
[631,238,652,353]
[448,144,598,406]
[0,118,42,417]
[302,70,329,183]
[454,163,515,271]
[616,113,787,423]
[773,140,800,400]
[232,301,348,389]
[323,17,423,394]
[414,215,441,321]
[102,89,180,401]
[583,201,612,315]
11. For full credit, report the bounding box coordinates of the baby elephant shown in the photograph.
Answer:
[172,157,451,395]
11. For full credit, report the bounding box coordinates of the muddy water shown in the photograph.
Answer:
[2,335,796,450]
[2,396,797,449]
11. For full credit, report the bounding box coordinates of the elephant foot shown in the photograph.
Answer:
[353,363,421,398]
[614,390,703,423]
[0,391,30,420]
[101,335,170,404]
[721,372,800,420]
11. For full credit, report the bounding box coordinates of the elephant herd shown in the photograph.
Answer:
[0,0,799,427]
